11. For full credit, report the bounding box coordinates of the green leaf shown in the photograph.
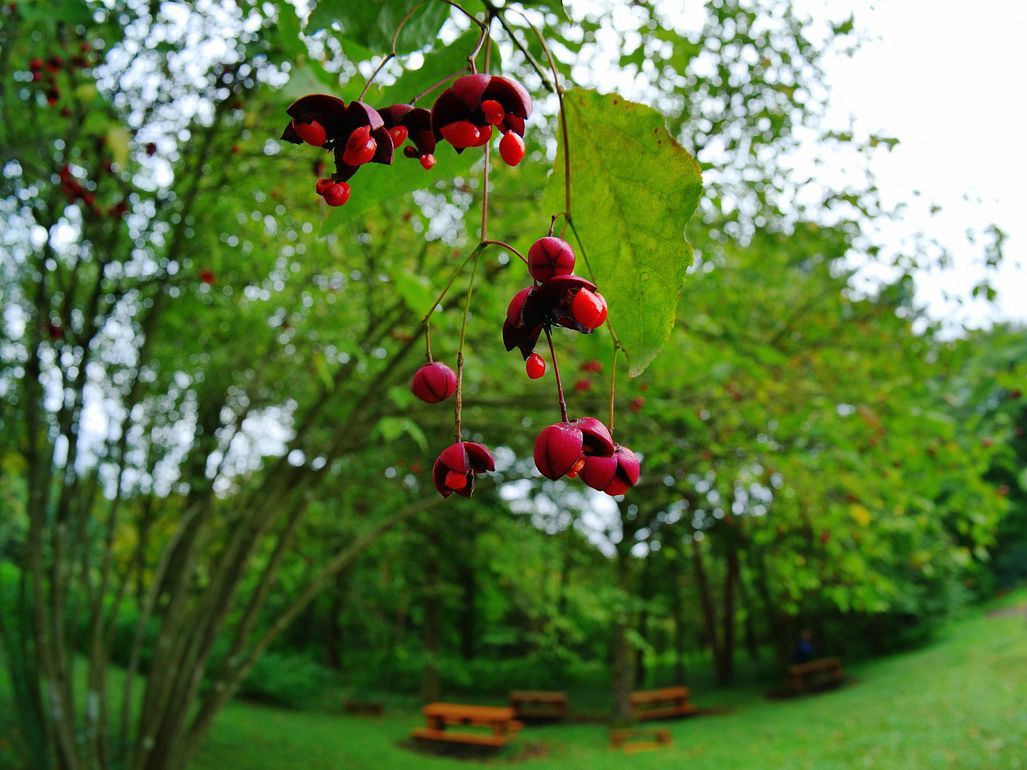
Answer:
[106,126,131,167]
[545,90,702,376]
[307,0,450,55]
[390,271,435,316]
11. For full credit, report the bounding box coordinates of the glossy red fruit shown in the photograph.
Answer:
[499,131,525,166]
[525,353,546,379]
[419,154,436,170]
[528,236,576,282]
[506,287,533,325]
[315,177,333,196]
[534,423,584,480]
[200,269,216,285]
[432,441,495,498]
[411,362,457,404]
[581,445,639,495]
[571,417,614,456]
[481,99,505,126]
[322,182,351,207]
[342,125,377,166]
[440,120,480,149]
[388,124,408,147]
[292,119,327,147]
[571,288,607,329]
[471,124,493,147]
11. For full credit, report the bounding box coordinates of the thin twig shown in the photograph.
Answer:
[545,327,569,422]
[358,0,428,100]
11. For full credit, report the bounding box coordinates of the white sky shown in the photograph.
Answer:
[795,0,1027,327]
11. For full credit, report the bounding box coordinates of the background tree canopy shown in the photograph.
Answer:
[0,1,1023,770]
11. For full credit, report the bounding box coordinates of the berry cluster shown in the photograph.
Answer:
[280,36,639,501]
[57,163,129,219]
[27,40,99,116]
[281,73,531,207]
[407,232,639,499]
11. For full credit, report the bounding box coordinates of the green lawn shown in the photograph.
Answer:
[192,597,1027,770]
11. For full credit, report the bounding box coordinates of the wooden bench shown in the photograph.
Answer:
[629,686,698,721]
[412,702,520,748]
[508,690,569,721]
[610,727,672,754]
[343,699,383,716]
[787,657,845,694]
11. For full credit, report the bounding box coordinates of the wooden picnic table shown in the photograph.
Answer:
[787,657,846,693]
[508,690,569,721]
[629,685,698,721]
[412,702,520,747]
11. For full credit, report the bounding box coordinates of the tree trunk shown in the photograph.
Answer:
[690,534,721,671]
[421,534,441,702]
[669,552,687,684]
[718,532,739,685]
[610,549,634,723]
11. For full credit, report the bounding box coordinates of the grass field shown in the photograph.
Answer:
[190,595,1027,770]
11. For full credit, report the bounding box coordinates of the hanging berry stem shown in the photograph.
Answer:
[544,327,569,422]
[358,0,428,101]
[609,344,620,435]
[514,10,571,217]
[421,249,477,362]
[489,7,556,93]
[567,217,624,351]
[481,239,528,266]
[409,73,462,105]
[453,248,483,442]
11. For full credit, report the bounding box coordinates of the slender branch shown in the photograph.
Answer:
[409,72,461,105]
[545,327,569,422]
[490,8,555,92]
[481,239,528,265]
[609,344,620,435]
[421,250,477,362]
[453,248,483,442]
[358,0,428,101]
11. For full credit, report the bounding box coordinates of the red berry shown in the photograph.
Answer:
[534,423,584,480]
[444,471,468,491]
[200,269,216,285]
[582,360,602,373]
[432,441,495,498]
[506,287,533,325]
[630,396,645,413]
[572,417,615,456]
[481,99,505,126]
[499,131,525,166]
[581,445,639,496]
[571,288,607,329]
[440,120,481,149]
[342,125,377,166]
[574,379,592,393]
[528,236,576,282]
[388,124,408,147]
[525,353,546,379]
[292,118,327,147]
[411,362,457,404]
[315,177,333,196]
[322,182,351,207]
[29,57,43,70]
[419,154,436,170]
